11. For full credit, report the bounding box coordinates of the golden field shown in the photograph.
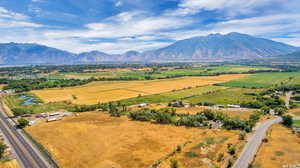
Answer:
[130,105,255,120]
[158,130,242,168]
[0,159,20,168]
[31,74,249,105]
[252,124,300,168]
[26,112,208,168]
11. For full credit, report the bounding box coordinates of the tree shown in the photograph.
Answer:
[275,107,287,116]
[0,142,7,159]
[261,106,270,114]
[282,115,293,127]
[170,159,179,168]
[17,118,29,128]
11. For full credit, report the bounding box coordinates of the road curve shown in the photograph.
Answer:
[232,117,282,168]
[0,100,50,168]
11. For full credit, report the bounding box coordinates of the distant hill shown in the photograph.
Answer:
[0,33,299,65]
[143,32,299,62]
[272,51,300,61]
[0,43,75,64]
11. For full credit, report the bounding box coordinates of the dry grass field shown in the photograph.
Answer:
[0,159,20,168]
[158,130,242,168]
[175,106,255,120]
[252,124,300,168]
[26,112,213,168]
[31,74,249,105]
[130,105,255,120]
[0,84,6,90]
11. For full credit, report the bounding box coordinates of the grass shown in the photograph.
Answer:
[57,65,277,80]
[252,124,300,167]
[184,87,259,105]
[0,159,20,168]
[3,93,71,115]
[31,74,248,105]
[293,120,300,126]
[218,72,300,88]
[158,131,242,168]
[120,85,228,105]
[26,112,205,168]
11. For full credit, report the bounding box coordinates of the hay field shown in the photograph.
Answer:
[31,74,249,105]
[0,84,6,90]
[252,124,300,168]
[26,112,207,168]
[0,159,20,168]
[175,106,254,120]
[158,130,242,168]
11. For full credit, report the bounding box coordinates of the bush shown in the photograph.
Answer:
[17,118,29,128]
[170,159,179,168]
[239,132,246,140]
[227,144,236,155]
[0,142,7,159]
[282,115,293,127]
[217,153,224,162]
[12,108,32,116]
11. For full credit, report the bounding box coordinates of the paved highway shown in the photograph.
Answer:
[0,101,50,168]
[232,117,282,168]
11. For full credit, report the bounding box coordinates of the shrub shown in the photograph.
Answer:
[0,142,7,159]
[17,118,29,128]
[282,115,293,127]
[227,144,236,155]
[12,108,32,116]
[170,159,179,168]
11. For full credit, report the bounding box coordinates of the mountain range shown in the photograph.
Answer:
[0,32,299,65]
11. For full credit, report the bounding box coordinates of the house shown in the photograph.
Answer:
[227,104,240,108]
[138,103,147,108]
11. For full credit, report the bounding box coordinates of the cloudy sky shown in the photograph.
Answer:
[0,0,299,54]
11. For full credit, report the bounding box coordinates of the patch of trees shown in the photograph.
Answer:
[12,108,33,116]
[3,78,94,92]
[67,103,107,112]
[17,118,29,128]
[240,94,285,110]
[128,108,262,132]
[282,115,293,127]
[0,142,7,159]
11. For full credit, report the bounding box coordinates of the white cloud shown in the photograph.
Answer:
[0,6,43,28]
[162,13,300,41]
[45,11,193,39]
[168,0,283,17]
[115,0,123,7]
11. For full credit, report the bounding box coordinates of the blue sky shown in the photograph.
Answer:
[0,0,299,54]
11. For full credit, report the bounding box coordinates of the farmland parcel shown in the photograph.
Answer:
[31,74,249,105]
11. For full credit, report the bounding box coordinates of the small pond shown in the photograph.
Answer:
[19,95,41,105]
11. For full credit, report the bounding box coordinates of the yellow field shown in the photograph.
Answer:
[175,106,254,120]
[31,74,249,105]
[0,159,20,168]
[158,130,242,168]
[26,112,211,168]
[252,124,300,168]
[0,84,6,90]
[130,105,254,120]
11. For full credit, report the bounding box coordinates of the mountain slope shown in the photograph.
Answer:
[0,33,298,64]
[0,43,76,64]
[144,32,298,61]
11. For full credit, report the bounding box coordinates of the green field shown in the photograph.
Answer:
[4,93,71,115]
[184,87,259,105]
[293,120,300,126]
[218,72,300,88]
[119,85,228,105]
[60,65,278,80]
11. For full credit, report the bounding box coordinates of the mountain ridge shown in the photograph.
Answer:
[0,32,299,65]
